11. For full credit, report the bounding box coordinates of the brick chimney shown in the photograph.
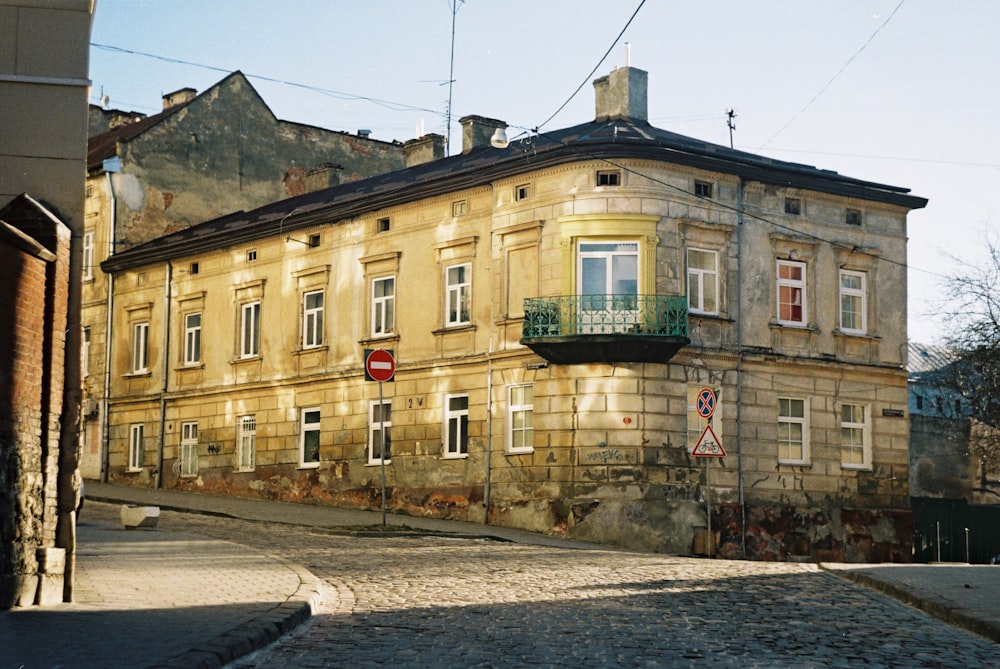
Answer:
[305,163,342,192]
[404,133,446,167]
[458,115,507,154]
[593,66,647,122]
[162,87,197,110]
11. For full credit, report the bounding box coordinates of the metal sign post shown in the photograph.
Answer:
[365,349,395,527]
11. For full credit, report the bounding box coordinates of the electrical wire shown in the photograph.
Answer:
[91,42,445,117]
[761,0,907,148]
[534,0,647,131]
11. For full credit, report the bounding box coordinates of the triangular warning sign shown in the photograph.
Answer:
[692,424,726,457]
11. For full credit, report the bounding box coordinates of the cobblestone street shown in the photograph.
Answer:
[81,504,998,669]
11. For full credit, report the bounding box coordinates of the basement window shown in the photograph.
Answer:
[377,217,391,233]
[694,180,713,198]
[845,208,862,226]
[596,170,621,187]
[785,198,801,215]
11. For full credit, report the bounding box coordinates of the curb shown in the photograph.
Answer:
[822,566,1000,645]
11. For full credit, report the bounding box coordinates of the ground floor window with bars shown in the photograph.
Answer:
[236,415,256,472]
[180,421,198,477]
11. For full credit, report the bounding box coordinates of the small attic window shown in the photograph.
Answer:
[596,170,621,187]
[308,233,321,248]
[190,262,199,275]
[785,198,801,215]
[377,217,391,233]
[845,208,862,226]
[515,183,531,201]
[246,249,257,263]
[452,200,468,216]
[694,180,713,198]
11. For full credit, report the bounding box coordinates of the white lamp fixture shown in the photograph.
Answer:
[490,127,509,149]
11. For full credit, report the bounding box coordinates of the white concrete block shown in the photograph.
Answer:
[120,505,160,529]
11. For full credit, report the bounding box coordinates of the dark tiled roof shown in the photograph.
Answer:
[103,116,928,272]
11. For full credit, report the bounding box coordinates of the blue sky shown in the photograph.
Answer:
[89,1,1000,344]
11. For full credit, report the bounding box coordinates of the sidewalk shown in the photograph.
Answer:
[3,484,998,669]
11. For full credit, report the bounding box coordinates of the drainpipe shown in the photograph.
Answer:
[484,183,495,525]
[100,168,118,483]
[156,260,172,488]
[736,177,747,559]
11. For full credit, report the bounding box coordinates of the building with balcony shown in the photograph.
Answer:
[98,66,927,561]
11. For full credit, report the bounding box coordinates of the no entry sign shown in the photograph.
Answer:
[364,349,395,382]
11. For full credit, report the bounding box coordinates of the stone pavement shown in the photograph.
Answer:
[1,482,998,668]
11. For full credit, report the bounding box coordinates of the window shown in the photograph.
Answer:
[776,260,806,326]
[371,277,395,337]
[368,401,391,464]
[916,395,924,411]
[300,408,321,467]
[131,321,149,373]
[180,422,198,477]
[452,200,468,216]
[377,217,391,233]
[128,424,143,471]
[308,233,321,248]
[687,248,718,315]
[81,327,90,378]
[236,415,256,472]
[694,180,713,198]
[246,249,257,263]
[303,290,324,348]
[846,208,862,226]
[839,270,867,334]
[507,385,534,453]
[82,231,94,280]
[778,398,809,465]
[190,262,199,275]
[784,198,801,215]
[578,241,639,333]
[240,301,260,358]
[184,312,201,365]
[515,184,531,201]
[446,264,471,326]
[444,394,469,457]
[840,404,870,469]
[596,170,621,187]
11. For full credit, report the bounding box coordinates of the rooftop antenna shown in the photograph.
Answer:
[726,108,737,149]
[445,0,463,155]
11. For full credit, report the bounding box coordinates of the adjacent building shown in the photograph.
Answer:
[99,67,927,561]
[81,71,422,479]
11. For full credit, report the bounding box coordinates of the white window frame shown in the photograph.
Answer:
[443,393,469,458]
[131,321,149,373]
[840,403,871,470]
[300,407,321,468]
[184,312,201,365]
[776,259,807,326]
[180,421,198,477]
[445,263,471,327]
[236,415,256,472]
[82,230,94,280]
[240,301,261,358]
[371,276,395,338]
[839,270,867,335]
[687,248,719,315]
[507,384,534,454]
[368,400,392,464]
[778,397,809,465]
[302,290,324,349]
[128,424,143,472]
[81,327,90,378]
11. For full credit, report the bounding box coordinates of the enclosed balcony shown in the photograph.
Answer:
[521,294,689,364]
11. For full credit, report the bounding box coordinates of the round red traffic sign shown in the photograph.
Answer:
[696,388,716,418]
[365,349,395,382]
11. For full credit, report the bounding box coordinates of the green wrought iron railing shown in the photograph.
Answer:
[522,294,688,339]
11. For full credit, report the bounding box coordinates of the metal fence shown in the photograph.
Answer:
[522,294,688,339]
